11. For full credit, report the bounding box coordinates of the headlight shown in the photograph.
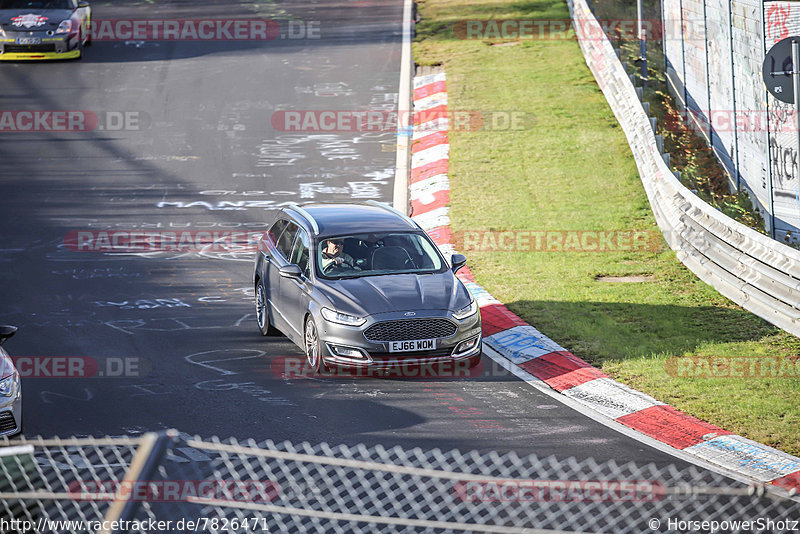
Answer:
[0,27,6,38]
[321,308,366,326]
[0,374,16,397]
[452,300,478,320]
[56,19,73,34]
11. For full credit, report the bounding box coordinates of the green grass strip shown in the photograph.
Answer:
[414,0,800,455]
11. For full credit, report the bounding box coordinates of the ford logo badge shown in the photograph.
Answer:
[404,312,416,317]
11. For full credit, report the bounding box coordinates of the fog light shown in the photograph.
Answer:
[327,344,368,360]
[454,336,480,356]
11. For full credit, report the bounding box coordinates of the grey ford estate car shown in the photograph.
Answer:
[253,202,482,372]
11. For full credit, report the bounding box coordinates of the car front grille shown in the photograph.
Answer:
[364,319,457,342]
[4,44,56,53]
[0,411,17,433]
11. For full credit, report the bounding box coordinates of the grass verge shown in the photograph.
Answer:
[414,0,800,455]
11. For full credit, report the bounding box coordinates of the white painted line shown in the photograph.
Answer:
[413,118,449,139]
[561,377,664,420]
[684,435,800,482]
[485,325,567,364]
[412,144,449,168]
[463,282,502,306]
[392,0,414,214]
[481,344,800,501]
[411,206,450,230]
[414,93,448,111]
[409,174,450,203]
[414,72,446,89]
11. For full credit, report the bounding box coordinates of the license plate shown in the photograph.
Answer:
[17,37,41,45]
[389,339,436,352]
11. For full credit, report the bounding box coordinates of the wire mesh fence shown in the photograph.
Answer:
[0,431,798,533]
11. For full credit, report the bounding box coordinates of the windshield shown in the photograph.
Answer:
[0,0,73,9]
[317,232,445,279]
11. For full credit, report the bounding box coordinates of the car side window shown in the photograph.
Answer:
[266,219,289,248]
[276,222,299,260]
[289,229,311,278]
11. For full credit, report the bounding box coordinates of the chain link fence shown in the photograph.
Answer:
[1,430,799,533]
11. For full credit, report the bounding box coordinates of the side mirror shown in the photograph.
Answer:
[451,253,467,273]
[279,264,303,279]
[0,325,18,346]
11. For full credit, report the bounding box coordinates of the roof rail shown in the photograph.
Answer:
[364,200,419,230]
[286,203,320,235]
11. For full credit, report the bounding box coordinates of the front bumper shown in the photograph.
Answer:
[317,310,482,369]
[0,33,79,60]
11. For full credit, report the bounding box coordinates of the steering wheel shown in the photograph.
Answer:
[323,258,354,275]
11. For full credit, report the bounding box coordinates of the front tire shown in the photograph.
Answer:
[304,316,323,373]
[255,280,278,336]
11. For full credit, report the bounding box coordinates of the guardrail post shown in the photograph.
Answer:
[702,0,711,154]
[760,0,777,238]
[100,430,178,534]
[726,0,740,192]
[637,0,647,88]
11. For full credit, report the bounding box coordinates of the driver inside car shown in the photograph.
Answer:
[321,238,356,273]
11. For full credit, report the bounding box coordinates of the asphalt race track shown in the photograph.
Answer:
[0,0,746,479]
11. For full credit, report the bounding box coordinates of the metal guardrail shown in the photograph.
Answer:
[568,0,800,338]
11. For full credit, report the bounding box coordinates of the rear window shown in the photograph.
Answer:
[275,222,299,260]
[289,229,311,278]
[265,219,288,248]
